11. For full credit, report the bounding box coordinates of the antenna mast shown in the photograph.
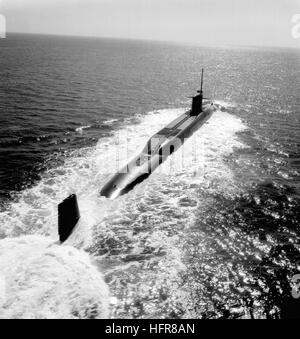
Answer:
[200,68,204,94]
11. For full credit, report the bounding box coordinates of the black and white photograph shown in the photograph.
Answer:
[0,0,299,321]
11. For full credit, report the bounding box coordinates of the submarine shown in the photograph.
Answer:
[58,69,217,242]
[100,68,216,200]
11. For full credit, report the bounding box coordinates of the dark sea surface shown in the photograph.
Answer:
[0,33,300,319]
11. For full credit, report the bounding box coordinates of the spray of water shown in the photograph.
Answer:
[0,235,110,319]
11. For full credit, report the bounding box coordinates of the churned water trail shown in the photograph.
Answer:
[0,236,110,319]
[0,105,248,318]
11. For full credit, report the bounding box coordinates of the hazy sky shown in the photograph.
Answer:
[1,0,300,48]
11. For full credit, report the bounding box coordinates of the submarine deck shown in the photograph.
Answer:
[142,108,210,156]
[155,112,190,139]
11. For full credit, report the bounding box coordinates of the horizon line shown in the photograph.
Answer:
[5,31,300,51]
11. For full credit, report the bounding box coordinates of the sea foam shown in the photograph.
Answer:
[0,235,110,319]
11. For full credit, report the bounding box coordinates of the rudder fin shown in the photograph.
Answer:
[58,194,80,243]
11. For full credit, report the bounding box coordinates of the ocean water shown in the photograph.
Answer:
[0,33,299,319]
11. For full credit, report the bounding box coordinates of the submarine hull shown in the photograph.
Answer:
[100,104,215,200]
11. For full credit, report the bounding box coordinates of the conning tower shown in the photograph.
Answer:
[191,68,204,116]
